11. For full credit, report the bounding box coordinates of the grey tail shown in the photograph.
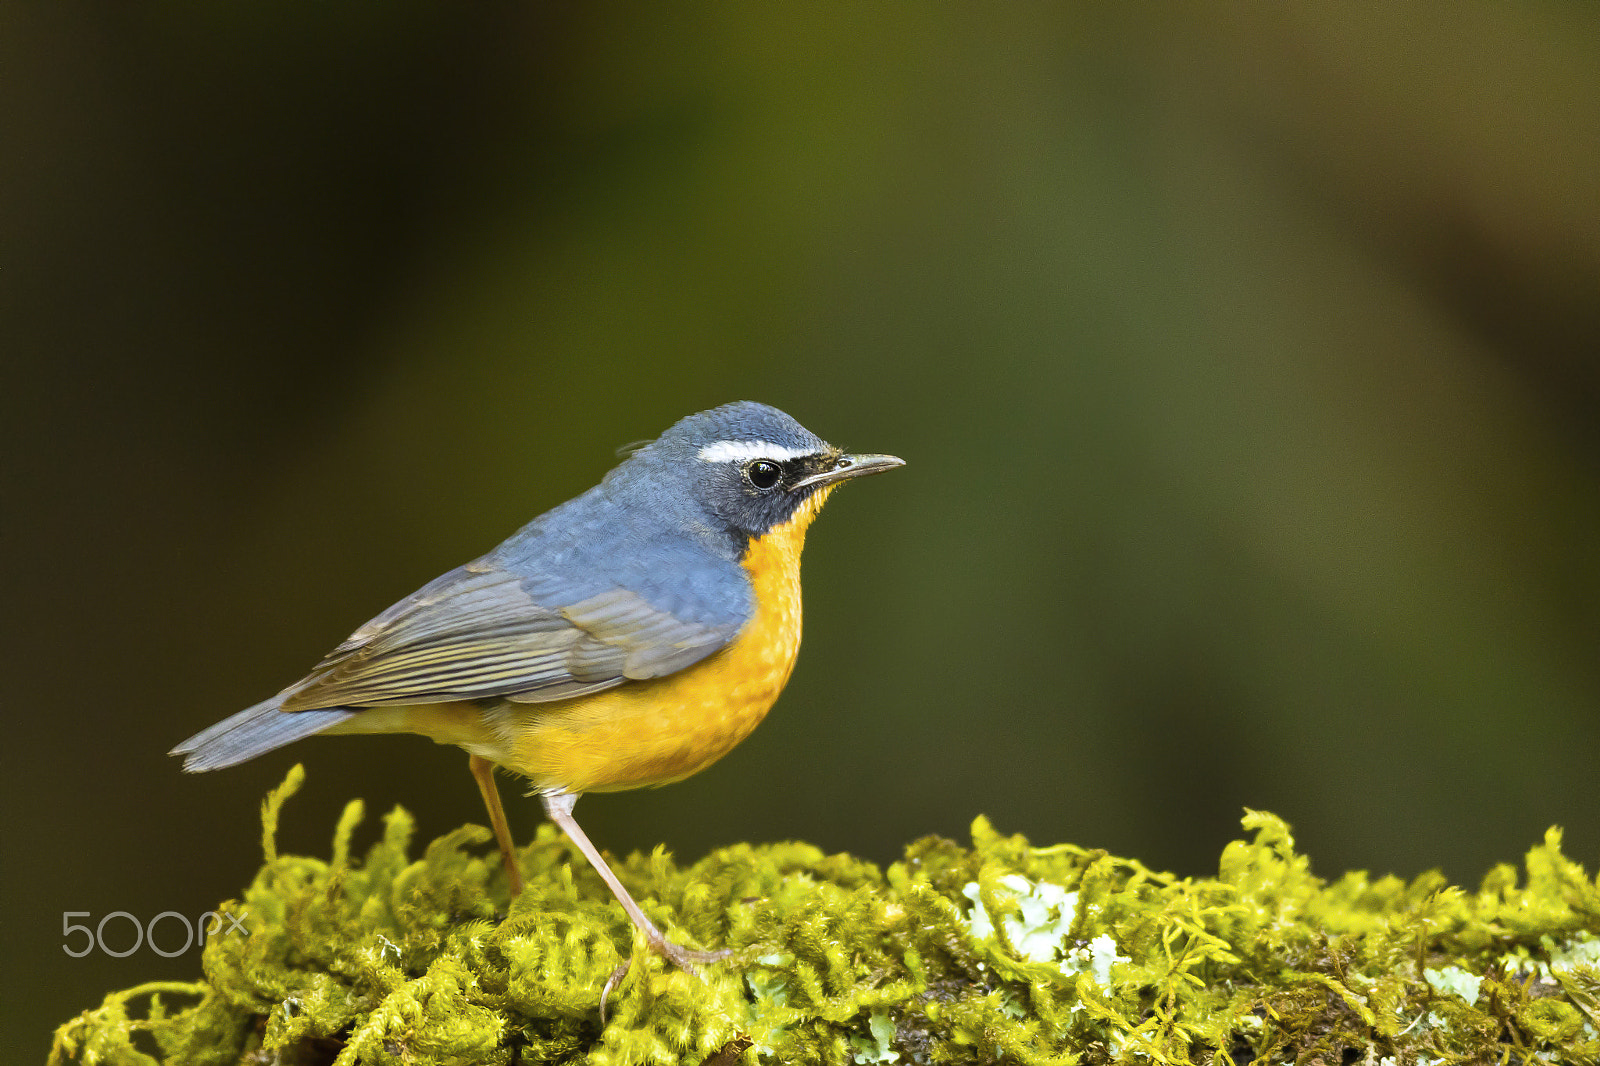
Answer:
[170,695,355,772]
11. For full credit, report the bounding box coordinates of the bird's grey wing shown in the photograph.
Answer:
[278,559,748,711]
[501,585,736,704]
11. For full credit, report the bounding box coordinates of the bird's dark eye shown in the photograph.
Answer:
[746,460,781,490]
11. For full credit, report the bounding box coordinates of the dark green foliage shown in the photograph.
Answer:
[51,770,1600,1065]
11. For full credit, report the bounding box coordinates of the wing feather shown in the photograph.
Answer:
[279,559,744,711]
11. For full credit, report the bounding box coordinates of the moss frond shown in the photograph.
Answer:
[50,771,1600,1065]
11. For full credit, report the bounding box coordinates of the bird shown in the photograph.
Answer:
[171,400,903,975]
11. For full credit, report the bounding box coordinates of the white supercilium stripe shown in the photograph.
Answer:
[696,440,814,464]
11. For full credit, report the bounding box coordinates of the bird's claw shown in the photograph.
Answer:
[598,939,732,1022]
[653,939,732,976]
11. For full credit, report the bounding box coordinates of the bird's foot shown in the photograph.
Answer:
[599,935,733,1021]
[652,937,733,976]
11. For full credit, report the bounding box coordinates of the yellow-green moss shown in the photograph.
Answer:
[50,768,1600,1065]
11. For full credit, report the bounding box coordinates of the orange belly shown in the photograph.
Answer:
[356,487,831,794]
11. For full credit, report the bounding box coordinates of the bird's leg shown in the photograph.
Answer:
[540,790,731,974]
[469,755,525,897]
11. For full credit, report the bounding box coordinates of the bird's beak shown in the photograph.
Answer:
[792,452,906,490]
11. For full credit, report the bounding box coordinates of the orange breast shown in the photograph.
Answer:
[494,488,833,794]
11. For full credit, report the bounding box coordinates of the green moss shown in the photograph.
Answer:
[51,772,1600,1065]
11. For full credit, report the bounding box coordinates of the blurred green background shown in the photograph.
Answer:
[5,2,1599,1056]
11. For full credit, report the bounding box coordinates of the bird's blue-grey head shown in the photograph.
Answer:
[613,401,904,546]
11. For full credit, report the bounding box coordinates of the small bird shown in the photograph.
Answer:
[172,401,903,974]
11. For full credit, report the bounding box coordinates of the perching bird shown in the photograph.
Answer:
[172,400,903,974]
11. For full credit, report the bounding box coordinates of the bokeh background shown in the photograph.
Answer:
[6,2,1599,1055]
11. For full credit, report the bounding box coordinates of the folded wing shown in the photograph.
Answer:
[279,560,745,711]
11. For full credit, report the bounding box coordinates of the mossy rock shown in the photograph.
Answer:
[50,766,1600,1065]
